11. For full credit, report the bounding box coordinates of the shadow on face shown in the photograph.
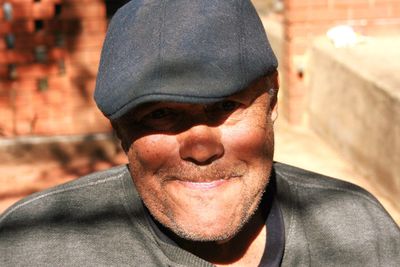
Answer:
[112,72,279,152]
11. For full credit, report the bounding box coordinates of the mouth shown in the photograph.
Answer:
[159,162,247,189]
[178,179,228,189]
[173,173,242,190]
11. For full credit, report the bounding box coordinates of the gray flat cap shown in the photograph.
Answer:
[94,0,278,120]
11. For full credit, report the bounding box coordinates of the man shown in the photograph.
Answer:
[1,0,399,266]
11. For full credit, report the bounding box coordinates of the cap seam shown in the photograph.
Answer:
[158,0,167,95]
[238,0,246,88]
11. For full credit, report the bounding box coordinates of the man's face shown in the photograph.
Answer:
[116,75,278,242]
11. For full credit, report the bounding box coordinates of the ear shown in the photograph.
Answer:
[268,71,279,122]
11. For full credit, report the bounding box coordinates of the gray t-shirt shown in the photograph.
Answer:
[1,163,399,266]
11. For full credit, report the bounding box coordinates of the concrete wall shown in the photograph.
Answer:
[282,0,400,125]
[307,37,400,211]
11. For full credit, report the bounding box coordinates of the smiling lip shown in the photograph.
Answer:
[178,179,228,190]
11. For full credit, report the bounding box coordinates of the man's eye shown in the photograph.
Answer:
[216,101,241,112]
[205,100,242,123]
[140,108,181,131]
[149,108,174,119]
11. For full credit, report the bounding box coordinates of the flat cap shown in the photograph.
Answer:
[94,0,278,120]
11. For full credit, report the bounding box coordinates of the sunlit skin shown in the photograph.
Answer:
[114,72,279,266]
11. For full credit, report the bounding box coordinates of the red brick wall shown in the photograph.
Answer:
[0,0,110,136]
[281,0,400,124]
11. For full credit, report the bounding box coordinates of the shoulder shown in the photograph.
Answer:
[0,165,131,227]
[273,162,397,225]
[0,165,171,266]
[273,162,400,266]
[274,161,383,206]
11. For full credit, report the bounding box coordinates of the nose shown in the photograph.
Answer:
[178,125,224,165]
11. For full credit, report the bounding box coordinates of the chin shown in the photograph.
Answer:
[162,191,264,242]
[170,221,243,242]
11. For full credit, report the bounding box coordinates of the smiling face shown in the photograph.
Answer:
[115,74,279,242]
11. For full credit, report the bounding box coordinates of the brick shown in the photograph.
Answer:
[14,101,37,135]
[285,0,330,9]
[14,64,59,78]
[0,107,14,137]
[1,14,107,36]
[0,2,32,20]
[0,1,105,20]
[66,47,101,65]
[48,75,71,88]
[285,23,330,41]
[0,33,53,50]
[67,90,95,108]
[71,105,111,133]
[0,50,34,64]
[333,0,398,8]
[67,87,97,107]
[8,76,71,104]
[362,19,400,35]
[286,18,400,40]
[32,1,56,19]
[62,0,104,3]
[0,20,35,34]
[0,80,17,93]
[33,116,71,135]
[65,33,105,49]
[0,61,69,80]
[68,63,99,78]
[0,32,104,51]
[332,0,371,8]
[40,77,72,99]
[59,2,106,19]
[0,90,12,104]
[283,38,310,57]
[14,92,38,109]
[285,0,398,9]
[1,0,62,4]
[347,5,400,20]
[46,18,107,35]
[0,47,67,64]
[79,18,107,33]
[286,1,400,23]
[0,65,7,79]
[47,47,66,59]
[46,20,80,35]
[286,6,353,23]
[32,103,110,135]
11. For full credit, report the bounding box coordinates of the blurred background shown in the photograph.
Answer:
[0,0,399,225]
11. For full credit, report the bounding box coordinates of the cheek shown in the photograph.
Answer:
[223,114,274,160]
[129,135,177,172]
